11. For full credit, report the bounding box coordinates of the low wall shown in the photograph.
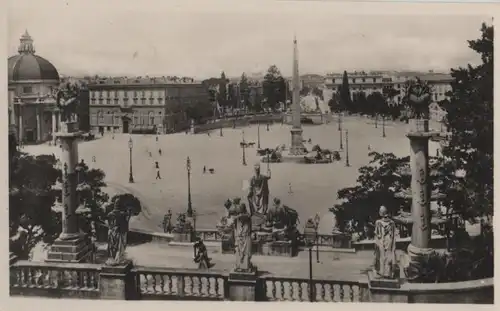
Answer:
[353,235,447,251]
[370,278,494,304]
[192,114,283,133]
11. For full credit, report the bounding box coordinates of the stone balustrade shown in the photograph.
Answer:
[8,255,493,303]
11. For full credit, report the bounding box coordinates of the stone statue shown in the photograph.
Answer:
[56,82,82,123]
[373,206,397,278]
[404,77,432,119]
[228,200,255,272]
[247,163,271,215]
[106,201,132,266]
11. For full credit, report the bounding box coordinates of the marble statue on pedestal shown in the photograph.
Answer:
[373,206,397,278]
[56,82,82,123]
[228,200,254,272]
[247,163,271,215]
[106,203,131,266]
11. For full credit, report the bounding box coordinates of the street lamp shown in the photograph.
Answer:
[220,125,223,137]
[314,214,321,263]
[186,156,193,217]
[304,221,316,302]
[241,130,247,166]
[339,126,343,150]
[257,121,261,149]
[382,115,386,138]
[266,121,270,131]
[128,136,134,183]
[345,130,350,167]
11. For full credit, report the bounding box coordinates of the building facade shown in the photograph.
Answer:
[88,77,209,134]
[324,71,452,108]
[8,31,63,144]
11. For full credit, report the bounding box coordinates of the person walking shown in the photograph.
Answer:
[158,148,162,156]
[156,165,162,180]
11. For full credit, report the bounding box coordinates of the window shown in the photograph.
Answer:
[134,91,138,98]
[332,79,335,84]
[352,78,356,83]
[158,98,163,105]
[362,78,365,83]
[373,78,376,83]
[134,116,139,124]
[149,112,154,125]
[141,91,146,98]
[142,99,146,105]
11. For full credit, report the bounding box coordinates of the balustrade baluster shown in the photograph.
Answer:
[297,282,303,301]
[270,281,276,300]
[213,277,219,297]
[167,275,173,294]
[193,276,203,296]
[160,274,165,294]
[319,283,326,302]
[279,281,285,301]
[92,272,98,289]
[187,276,194,295]
[289,282,296,301]
[142,274,148,293]
[152,274,157,293]
[328,283,334,302]
[76,271,82,289]
[348,285,354,302]
[339,284,345,302]
[176,275,185,297]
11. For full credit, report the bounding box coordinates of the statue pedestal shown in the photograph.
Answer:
[46,234,93,263]
[221,238,235,254]
[262,240,297,257]
[227,268,259,301]
[100,261,135,300]
[172,231,193,243]
[367,271,407,303]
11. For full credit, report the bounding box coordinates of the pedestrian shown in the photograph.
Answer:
[193,238,212,269]
[368,144,371,151]
[203,166,206,174]
[92,155,96,163]
[149,151,152,157]
[155,161,159,169]
[156,136,159,142]
[158,148,162,156]
[156,167,162,180]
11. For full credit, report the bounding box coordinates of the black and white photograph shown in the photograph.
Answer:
[4,0,495,306]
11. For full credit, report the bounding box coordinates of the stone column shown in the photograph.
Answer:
[36,108,42,142]
[18,106,23,142]
[46,121,92,263]
[51,112,57,142]
[406,119,433,276]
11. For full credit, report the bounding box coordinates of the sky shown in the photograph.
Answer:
[7,0,491,79]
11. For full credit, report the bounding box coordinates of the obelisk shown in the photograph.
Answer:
[289,36,306,155]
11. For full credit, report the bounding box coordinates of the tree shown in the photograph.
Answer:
[300,86,310,97]
[438,23,493,223]
[366,92,386,121]
[74,161,109,238]
[217,72,228,108]
[335,152,411,233]
[239,73,250,110]
[9,153,61,259]
[105,193,142,217]
[262,65,287,110]
[339,71,352,112]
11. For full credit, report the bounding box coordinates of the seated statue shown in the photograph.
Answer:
[262,198,300,241]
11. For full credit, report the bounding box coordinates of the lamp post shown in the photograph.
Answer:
[304,222,316,302]
[186,156,193,217]
[338,112,341,131]
[345,129,350,167]
[241,130,247,166]
[128,136,134,183]
[257,121,261,149]
[220,125,223,137]
[266,121,270,131]
[339,126,343,150]
[382,115,386,138]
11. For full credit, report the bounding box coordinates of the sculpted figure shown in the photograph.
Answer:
[56,82,82,123]
[373,206,397,278]
[228,200,254,272]
[247,163,271,215]
[106,203,131,266]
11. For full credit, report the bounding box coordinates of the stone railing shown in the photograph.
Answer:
[10,260,101,299]
[9,255,493,303]
[135,266,226,300]
[195,229,225,242]
[261,276,368,302]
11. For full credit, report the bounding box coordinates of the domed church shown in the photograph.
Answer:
[8,30,61,144]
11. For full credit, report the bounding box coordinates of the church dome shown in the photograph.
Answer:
[8,30,59,82]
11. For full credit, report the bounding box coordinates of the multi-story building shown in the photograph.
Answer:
[324,71,452,109]
[88,77,209,134]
